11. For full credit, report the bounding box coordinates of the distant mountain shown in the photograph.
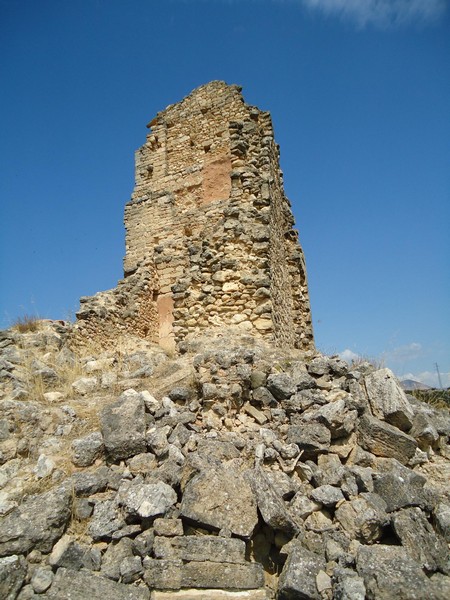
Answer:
[400,379,431,391]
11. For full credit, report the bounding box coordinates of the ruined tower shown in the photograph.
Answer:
[75,81,313,351]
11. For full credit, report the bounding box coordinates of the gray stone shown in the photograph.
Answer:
[100,391,146,461]
[132,529,155,558]
[48,534,85,570]
[410,412,440,451]
[0,484,71,556]
[101,537,134,581]
[0,554,27,600]
[88,499,126,541]
[304,399,358,440]
[434,502,450,542]
[180,465,258,538]
[30,568,53,594]
[182,561,264,590]
[356,544,443,600]
[144,559,264,590]
[392,507,449,573]
[278,541,326,600]
[71,431,104,467]
[266,373,296,400]
[311,484,345,508]
[153,534,246,563]
[245,467,299,534]
[286,422,331,459]
[373,467,427,512]
[120,555,143,583]
[72,376,97,395]
[71,466,110,496]
[153,518,184,537]
[117,479,177,519]
[358,414,417,464]
[335,494,389,543]
[364,368,414,431]
[43,567,150,599]
[333,568,366,600]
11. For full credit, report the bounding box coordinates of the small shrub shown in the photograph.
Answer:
[13,314,40,333]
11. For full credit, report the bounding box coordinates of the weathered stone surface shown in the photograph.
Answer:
[0,484,71,556]
[310,485,345,508]
[0,554,27,600]
[266,374,296,400]
[48,535,85,570]
[153,518,184,537]
[182,562,264,590]
[43,568,150,599]
[364,368,414,431]
[278,541,326,600]
[101,537,134,581]
[358,414,417,464]
[153,534,246,563]
[356,544,446,600]
[286,422,331,458]
[71,466,110,496]
[245,467,299,534]
[180,466,258,538]
[373,467,427,512]
[73,82,314,352]
[71,431,104,467]
[335,494,389,543]
[150,591,267,600]
[31,568,53,594]
[434,502,450,542]
[100,391,146,461]
[392,507,449,573]
[88,499,126,541]
[117,479,177,519]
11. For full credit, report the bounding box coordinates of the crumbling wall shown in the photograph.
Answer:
[74,81,313,351]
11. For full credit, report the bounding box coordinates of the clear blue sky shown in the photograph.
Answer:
[1,0,449,386]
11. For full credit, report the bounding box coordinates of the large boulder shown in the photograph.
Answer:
[364,368,414,431]
[42,568,150,599]
[278,541,326,600]
[358,414,417,464]
[100,390,146,461]
[180,465,258,538]
[0,484,71,556]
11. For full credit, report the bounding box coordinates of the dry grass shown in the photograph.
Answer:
[408,388,450,410]
[13,314,41,333]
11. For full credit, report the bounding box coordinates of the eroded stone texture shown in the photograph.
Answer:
[73,81,313,352]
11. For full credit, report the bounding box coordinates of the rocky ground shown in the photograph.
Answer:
[0,321,449,599]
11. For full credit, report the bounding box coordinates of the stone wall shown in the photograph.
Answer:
[73,81,313,351]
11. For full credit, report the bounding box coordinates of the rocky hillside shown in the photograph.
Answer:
[1,321,449,599]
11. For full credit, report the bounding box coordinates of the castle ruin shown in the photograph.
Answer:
[75,81,313,351]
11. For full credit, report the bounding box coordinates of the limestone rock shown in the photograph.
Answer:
[71,431,104,467]
[153,535,246,564]
[43,567,150,599]
[278,541,326,600]
[0,554,27,600]
[245,467,300,534]
[392,507,449,573]
[180,465,258,538]
[364,368,414,431]
[335,494,389,543]
[358,414,417,464]
[356,544,446,600]
[100,391,146,461]
[0,484,71,556]
[117,479,177,519]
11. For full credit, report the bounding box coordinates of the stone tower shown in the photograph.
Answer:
[75,81,314,351]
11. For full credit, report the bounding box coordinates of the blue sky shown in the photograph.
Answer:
[1,0,449,386]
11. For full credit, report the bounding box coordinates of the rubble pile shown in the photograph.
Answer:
[0,322,449,599]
